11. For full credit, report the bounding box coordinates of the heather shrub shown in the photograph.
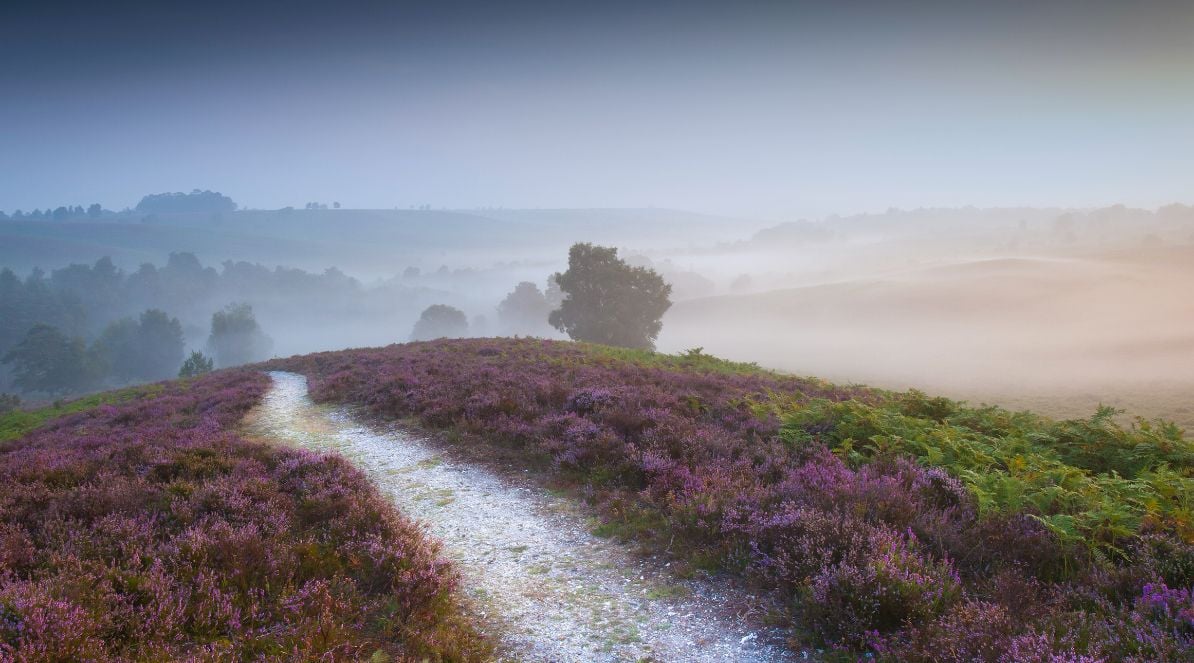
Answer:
[727,505,876,588]
[804,528,961,646]
[898,598,1017,662]
[0,369,489,661]
[266,338,1194,660]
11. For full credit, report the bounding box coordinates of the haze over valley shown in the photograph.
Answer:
[3,2,1193,661]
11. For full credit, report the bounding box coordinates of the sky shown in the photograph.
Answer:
[1,0,1192,219]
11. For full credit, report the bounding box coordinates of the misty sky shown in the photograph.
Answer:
[2,0,1191,219]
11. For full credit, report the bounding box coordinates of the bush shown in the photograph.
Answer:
[804,528,961,647]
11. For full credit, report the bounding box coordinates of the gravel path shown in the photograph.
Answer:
[248,371,796,663]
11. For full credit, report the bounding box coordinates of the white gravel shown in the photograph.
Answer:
[249,371,796,663]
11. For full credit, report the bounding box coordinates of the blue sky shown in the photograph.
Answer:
[2,0,1191,219]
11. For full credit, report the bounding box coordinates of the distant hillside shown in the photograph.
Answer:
[0,207,760,277]
[660,245,1194,429]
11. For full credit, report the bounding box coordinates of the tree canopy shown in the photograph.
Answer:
[497,281,552,336]
[549,243,672,350]
[178,350,214,378]
[135,190,237,214]
[1,324,101,395]
[410,304,469,341]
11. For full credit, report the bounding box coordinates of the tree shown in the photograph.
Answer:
[544,274,564,310]
[1,324,101,395]
[178,351,214,378]
[497,281,552,336]
[207,303,273,367]
[136,190,237,214]
[136,309,185,380]
[86,203,102,219]
[410,304,468,341]
[94,317,140,382]
[332,201,341,209]
[549,243,672,350]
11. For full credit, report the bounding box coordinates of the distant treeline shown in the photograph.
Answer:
[0,252,428,398]
[1,189,237,221]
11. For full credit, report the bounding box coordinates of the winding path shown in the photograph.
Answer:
[248,371,794,662]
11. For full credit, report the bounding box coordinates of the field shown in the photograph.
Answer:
[2,337,1190,660]
[0,370,489,661]
[269,338,1194,661]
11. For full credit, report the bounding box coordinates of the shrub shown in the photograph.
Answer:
[265,338,1194,660]
[0,369,488,660]
[804,528,961,647]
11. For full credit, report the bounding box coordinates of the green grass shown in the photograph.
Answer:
[583,343,776,377]
[0,382,165,443]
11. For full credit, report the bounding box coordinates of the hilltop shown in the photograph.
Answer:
[265,338,1192,660]
[2,338,1191,661]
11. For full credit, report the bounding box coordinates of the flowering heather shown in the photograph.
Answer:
[269,338,1194,660]
[0,370,488,661]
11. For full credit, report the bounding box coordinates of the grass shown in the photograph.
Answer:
[0,382,165,442]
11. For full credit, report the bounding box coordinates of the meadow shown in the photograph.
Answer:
[270,338,1194,661]
[0,370,489,661]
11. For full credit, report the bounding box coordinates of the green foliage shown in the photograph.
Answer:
[95,309,184,382]
[0,384,157,442]
[1,324,103,396]
[778,393,1194,562]
[549,243,672,350]
[178,350,215,378]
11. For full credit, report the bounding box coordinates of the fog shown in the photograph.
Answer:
[3,1,1193,428]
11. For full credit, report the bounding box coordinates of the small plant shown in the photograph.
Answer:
[804,528,961,646]
[178,350,214,378]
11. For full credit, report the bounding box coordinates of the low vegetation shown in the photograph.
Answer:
[0,369,488,660]
[270,338,1194,661]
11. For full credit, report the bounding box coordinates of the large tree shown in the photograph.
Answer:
[1,324,101,395]
[549,243,672,350]
[136,309,185,380]
[95,309,184,382]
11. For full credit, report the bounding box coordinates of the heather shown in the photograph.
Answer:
[0,370,488,661]
[269,338,1194,660]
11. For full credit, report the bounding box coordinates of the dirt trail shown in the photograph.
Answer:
[248,371,795,662]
